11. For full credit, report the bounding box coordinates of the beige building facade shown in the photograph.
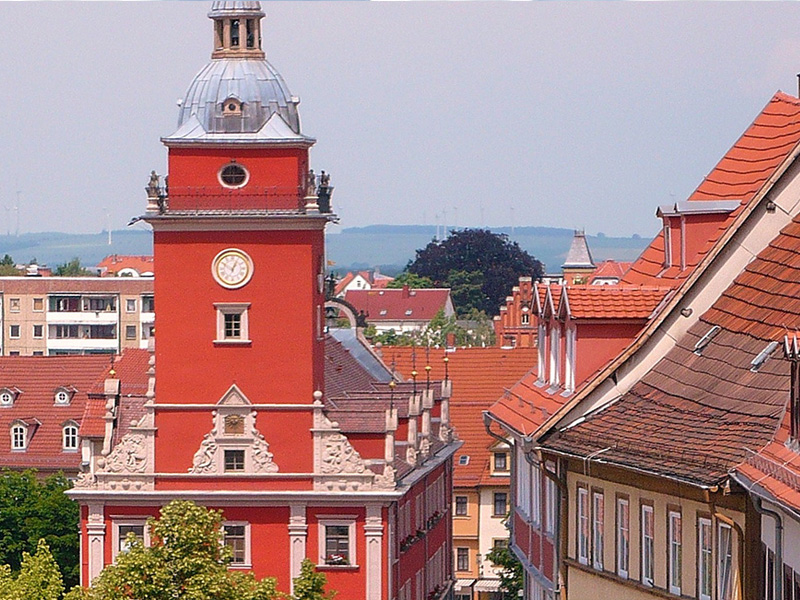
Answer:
[0,278,154,356]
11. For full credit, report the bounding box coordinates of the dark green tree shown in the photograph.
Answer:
[0,255,19,276]
[386,273,434,289]
[405,229,542,315]
[54,259,92,277]
[0,471,79,588]
[486,544,523,598]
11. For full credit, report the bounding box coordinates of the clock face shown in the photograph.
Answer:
[212,249,253,289]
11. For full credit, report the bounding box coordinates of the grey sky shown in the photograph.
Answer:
[1,2,800,238]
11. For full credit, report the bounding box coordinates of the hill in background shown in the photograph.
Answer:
[0,225,651,275]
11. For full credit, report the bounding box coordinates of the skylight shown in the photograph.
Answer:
[751,341,779,372]
[693,325,721,355]
[458,455,470,466]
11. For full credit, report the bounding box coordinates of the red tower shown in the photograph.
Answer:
[71,5,458,599]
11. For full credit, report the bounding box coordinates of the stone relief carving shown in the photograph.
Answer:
[251,429,279,473]
[190,432,220,474]
[98,433,147,474]
[373,465,396,490]
[320,432,366,475]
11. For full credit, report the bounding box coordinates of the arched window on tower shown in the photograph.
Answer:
[231,19,240,47]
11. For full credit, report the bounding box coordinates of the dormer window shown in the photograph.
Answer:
[0,388,18,407]
[54,388,73,405]
[222,97,243,116]
[11,422,27,450]
[62,422,79,451]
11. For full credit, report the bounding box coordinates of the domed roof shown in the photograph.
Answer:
[177,59,301,135]
[173,0,305,139]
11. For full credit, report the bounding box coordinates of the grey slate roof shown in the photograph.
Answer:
[561,230,595,269]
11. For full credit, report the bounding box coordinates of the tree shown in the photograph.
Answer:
[405,229,542,315]
[0,471,79,588]
[386,273,434,289]
[54,258,92,277]
[0,539,64,600]
[486,544,523,598]
[292,559,335,600]
[0,255,19,276]
[86,500,280,600]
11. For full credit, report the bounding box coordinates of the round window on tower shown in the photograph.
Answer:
[219,162,249,189]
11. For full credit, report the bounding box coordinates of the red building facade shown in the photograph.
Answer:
[70,5,458,599]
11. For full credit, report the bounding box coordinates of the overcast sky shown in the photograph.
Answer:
[2,2,800,238]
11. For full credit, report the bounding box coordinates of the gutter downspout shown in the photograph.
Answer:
[754,497,783,600]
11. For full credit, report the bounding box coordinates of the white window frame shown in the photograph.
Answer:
[493,451,508,473]
[616,497,629,579]
[698,517,712,600]
[10,423,26,450]
[592,491,604,570]
[9,298,19,313]
[668,510,682,595]
[641,504,654,587]
[214,303,251,345]
[0,390,15,406]
[454,495,468,517]
[125,325,137,340]
[493,491,508,517]
[222,521,251,568]
[537,322,546,382]
[9,324,20,339]
[112,519,150,559]
[33,324,43,339]
[577,487,589,565]
[62,423,79,451]
[318,518,357,567]
[126,298,137,313]
[531,463,541,526]
[549,324,561,386]
[718,522,733,600]
[54,389,71,405]
[564,325,577,393]
[545,469,557,536]
[32,298,43,312]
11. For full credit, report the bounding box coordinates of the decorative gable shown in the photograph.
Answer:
[189,385,279,475]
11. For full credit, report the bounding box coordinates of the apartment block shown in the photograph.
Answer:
[0,278,154,356]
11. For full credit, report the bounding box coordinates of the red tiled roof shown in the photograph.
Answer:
[563,286,671,320]
[624,92,800,287]
[0,278,153,294]
[0,355,111,471]
[735,413,800,514]
[588,260,631,284]
[96,255,154,277]
[334,272,356,296]
[345,288,451,322]
[543,214,800,486]
[386,346,537,487]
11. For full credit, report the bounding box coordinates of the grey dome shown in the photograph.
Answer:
[209,1,263,17]
[178,58,301,135]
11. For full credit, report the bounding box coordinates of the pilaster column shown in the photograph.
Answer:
[365,505,383,600]
[223,19,231,50]
[86,503,106,583]
[288,504,308,595]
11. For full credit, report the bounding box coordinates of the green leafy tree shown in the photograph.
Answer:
[0,471,79,588]
[405,229,543,315]
[386,273,434,289]
[292,559,335,600]
[445,270,484,314]
[486,544,523,598]
[87,500,280,600]
[0,255,19,276]
[13,539,64,600]
[54,258,92,277]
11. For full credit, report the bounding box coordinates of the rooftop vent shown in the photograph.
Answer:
[751,341,779,372]
[693,325,721,355]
